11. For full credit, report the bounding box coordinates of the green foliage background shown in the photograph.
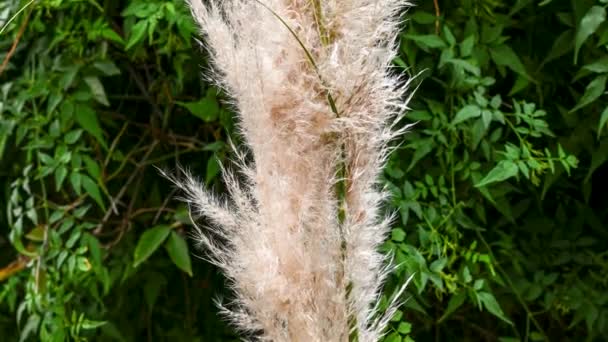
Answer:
[0,0,607,341]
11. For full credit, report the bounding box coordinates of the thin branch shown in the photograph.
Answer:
[433,0,440,34]
[95,140,158,234]
[0,6,32,76]
[126,64,164,119]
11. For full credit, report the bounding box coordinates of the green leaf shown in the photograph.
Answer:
[55,165,68,191]
[70,172,82,195]
[66,230,82,249]
[583,56,608,73]
[93,61,121,76]
[443,26,456,46]
[125,20,148,50]
[391,228,406,242]
[83,155,101,179]
[176,95,220,122]
[411,11,436,24]
[481,109,493,129]
[392,56,407,68]
[133,225,172,267]
[397,322,412,334]
[490,45,532,80]
[406,138,433,171]
[438,291,466,322]
[165,231,193,276]
[403,34,446,49]
[202,141,226,152]
[541,29,574,66]
[453,105,481,125]
[384,332,402,342]
[80,319,106,330]
[460,35,475,57]
[206,155,221,184]
[84,233,102,266]
[25,226,45,242]
[81,175,106,211]
[574,6,606,64]
[598,106,608,139]
[64,129,83,144]
[475,160,519,187]
[445,58,481,76]
[101,28,125,45]
[478,291,513,324]
[20,315,40,342]
[84,77,110,106]
[122,2,159,18]
[74,104,107,149]
[570,75,607,112]
[430,258,447,273]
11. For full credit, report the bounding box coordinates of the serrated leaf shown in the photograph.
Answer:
[93,61,121,76]
[101,28,125,45]
[411,11,436,24]
[583,56,608,73]
[176,94,220,122]
[83,155,101,179]
[133,225,172,267]
[404,34,446,49]
[453,105,481,125]
[443,26,456,46]
[81,175,106,210]
[481,109,492,129]
[478,291,512,324]
[165,231,193,276]
[64,129,83,144]
[25,226,45,241]
[19,315,40,342]
[70,172,82,195]
[125,20,148,50]
[84,77,110,106]
[570,75,607,112]
[55,165,68,191]
[84,233,102,266]
[74,104,107,149]
[490,45,532,80]
[66,230,82,249]
[574,6,606,64]
[541,29,574,66]
[475,160,519,187]
[439,291,466,322]
[445,58,481,76]
[460,35,475,57]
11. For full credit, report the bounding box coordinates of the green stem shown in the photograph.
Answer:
[475,229,548,341]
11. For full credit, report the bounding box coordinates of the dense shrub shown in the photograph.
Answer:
[0,0,606,341]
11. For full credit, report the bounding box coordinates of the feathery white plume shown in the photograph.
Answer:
[167,0,413,340]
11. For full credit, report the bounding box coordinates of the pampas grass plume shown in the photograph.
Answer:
[164,0,414,340]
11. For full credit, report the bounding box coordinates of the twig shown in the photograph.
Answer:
[0,6,32,76]
[0,0,35,35]
[0,256,29,282]
[433,0,440,35]
[126,64,163,119]
[153,188,177,224]
[475,229,548,341]
[95,140,158,234]
[103,121,129,168]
